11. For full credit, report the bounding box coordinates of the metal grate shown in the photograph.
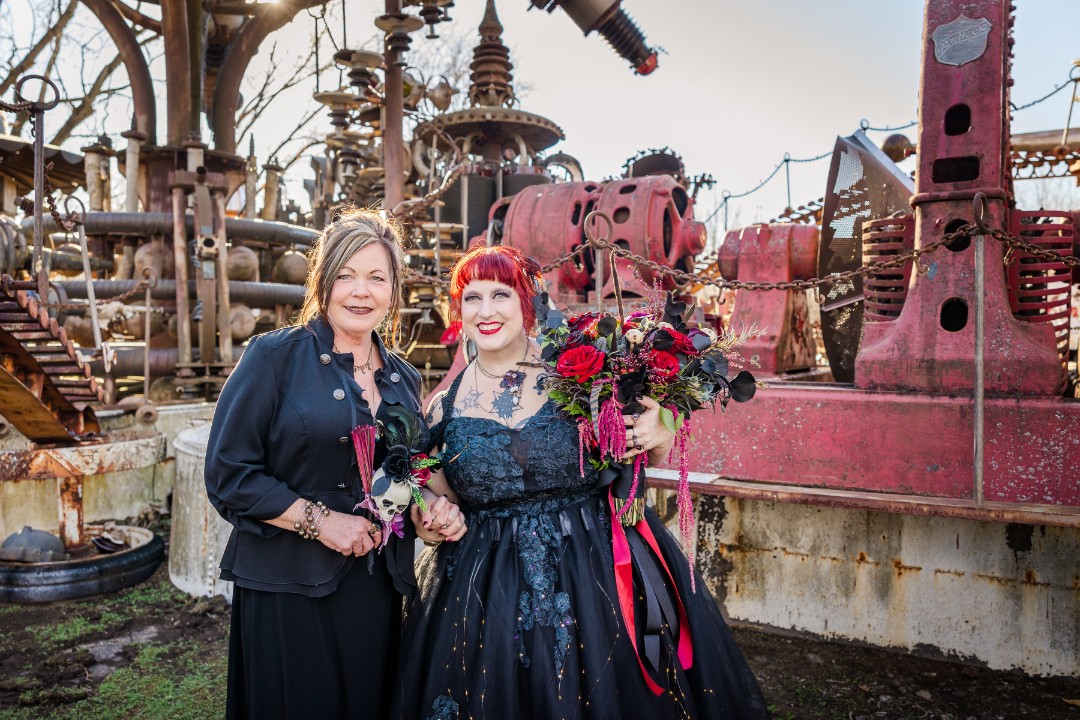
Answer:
[862,216,915,322]
[1008,211,1074,368]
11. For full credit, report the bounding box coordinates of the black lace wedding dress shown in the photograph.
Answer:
[396,378,769,720]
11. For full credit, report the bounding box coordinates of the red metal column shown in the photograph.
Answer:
[855,0,1061,396]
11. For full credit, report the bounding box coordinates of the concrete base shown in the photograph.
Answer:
[671,493,1080,677]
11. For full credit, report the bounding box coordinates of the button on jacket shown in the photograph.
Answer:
[204,315,423,597]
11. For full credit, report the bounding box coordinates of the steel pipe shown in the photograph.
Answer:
[88,345,244,377]
[211,2,312,154]
[25,212,317,247]
[54,279,305,307]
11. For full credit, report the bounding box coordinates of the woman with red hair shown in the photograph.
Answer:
[397,243,768,719]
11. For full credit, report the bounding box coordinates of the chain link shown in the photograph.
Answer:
[399,221,1080,294]
[598,227,956,292]
[991,226,1080,268]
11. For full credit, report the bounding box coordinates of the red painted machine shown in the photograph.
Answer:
[683,0,1080,524]
[445,0,1080,528]
[488,174,705,305]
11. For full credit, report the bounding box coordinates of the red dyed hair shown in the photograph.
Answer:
[449,243,543,329]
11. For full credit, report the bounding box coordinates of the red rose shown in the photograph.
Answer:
[410,453,432,484]
[649,349,680,380]
[568,312,600,333]
[556,345,606,383]
[667,329,699,355]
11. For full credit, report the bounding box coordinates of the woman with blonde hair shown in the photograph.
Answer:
[206,208,465,719]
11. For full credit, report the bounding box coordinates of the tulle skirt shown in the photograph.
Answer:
[395,492,769,720]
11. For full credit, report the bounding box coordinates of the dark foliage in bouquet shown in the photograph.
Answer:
[534,285,759,581]
[353,405,441,549]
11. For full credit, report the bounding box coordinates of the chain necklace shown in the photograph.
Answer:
[334,341,375,374]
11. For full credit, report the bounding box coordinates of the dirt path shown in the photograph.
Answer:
[1,564,1078,719]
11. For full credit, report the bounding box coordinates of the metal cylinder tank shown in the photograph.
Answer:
[489,180,602,305]
[442,166,496,244]
[168,423,233,601]
[502,165,553,198]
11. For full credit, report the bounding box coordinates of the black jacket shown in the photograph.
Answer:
[204,315,422,597]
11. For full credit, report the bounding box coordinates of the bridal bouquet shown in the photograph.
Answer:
[353,406,441,550]
[534,287,757,566]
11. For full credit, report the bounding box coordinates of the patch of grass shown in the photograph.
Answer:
[768,706,797,720]
[0,638,226,720]
[29,611,125,649]
[113,580,186,609]
[16,686,90,705]
[0,676,40,693]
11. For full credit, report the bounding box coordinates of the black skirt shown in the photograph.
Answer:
[227,556,401,719]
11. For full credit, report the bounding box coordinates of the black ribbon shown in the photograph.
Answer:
[597,459,647,503]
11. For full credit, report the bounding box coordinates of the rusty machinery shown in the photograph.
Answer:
[0,0,667,599]
[686,0,1080,524]
[411,0,564,244]
[487,174,706,308]
[0,0,665,404]
[529,0,658,76]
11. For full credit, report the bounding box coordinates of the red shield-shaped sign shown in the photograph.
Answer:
[931,14,992,67]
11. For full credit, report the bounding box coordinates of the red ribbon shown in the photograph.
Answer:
[608,492,693,695]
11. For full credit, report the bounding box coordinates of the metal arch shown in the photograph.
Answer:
[211,1,327,154]
[78,0,157,143]
[540,153,584,182]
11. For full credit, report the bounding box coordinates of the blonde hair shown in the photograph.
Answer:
[299,207,407,343]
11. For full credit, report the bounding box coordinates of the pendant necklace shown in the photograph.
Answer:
[474,343,529,421]
[334,341,375,374]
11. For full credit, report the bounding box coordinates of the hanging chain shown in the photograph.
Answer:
[393,122,466,221]
[400,204,1080,294]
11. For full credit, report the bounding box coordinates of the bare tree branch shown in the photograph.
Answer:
[0,0,78,97]
[110,0,162,35]
[235,42,282,129]
[11,16,65,137]
[235,42,320,146]
[278,137,325,175]
[264,104,324,164]
[44,30,153,144]
[49,52,127,144]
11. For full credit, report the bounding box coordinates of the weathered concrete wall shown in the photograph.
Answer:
[0,404,215,542]
[0,479,58,541]
[677,494,1080,677]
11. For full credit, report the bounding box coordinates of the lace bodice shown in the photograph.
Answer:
[441,400,599,514]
